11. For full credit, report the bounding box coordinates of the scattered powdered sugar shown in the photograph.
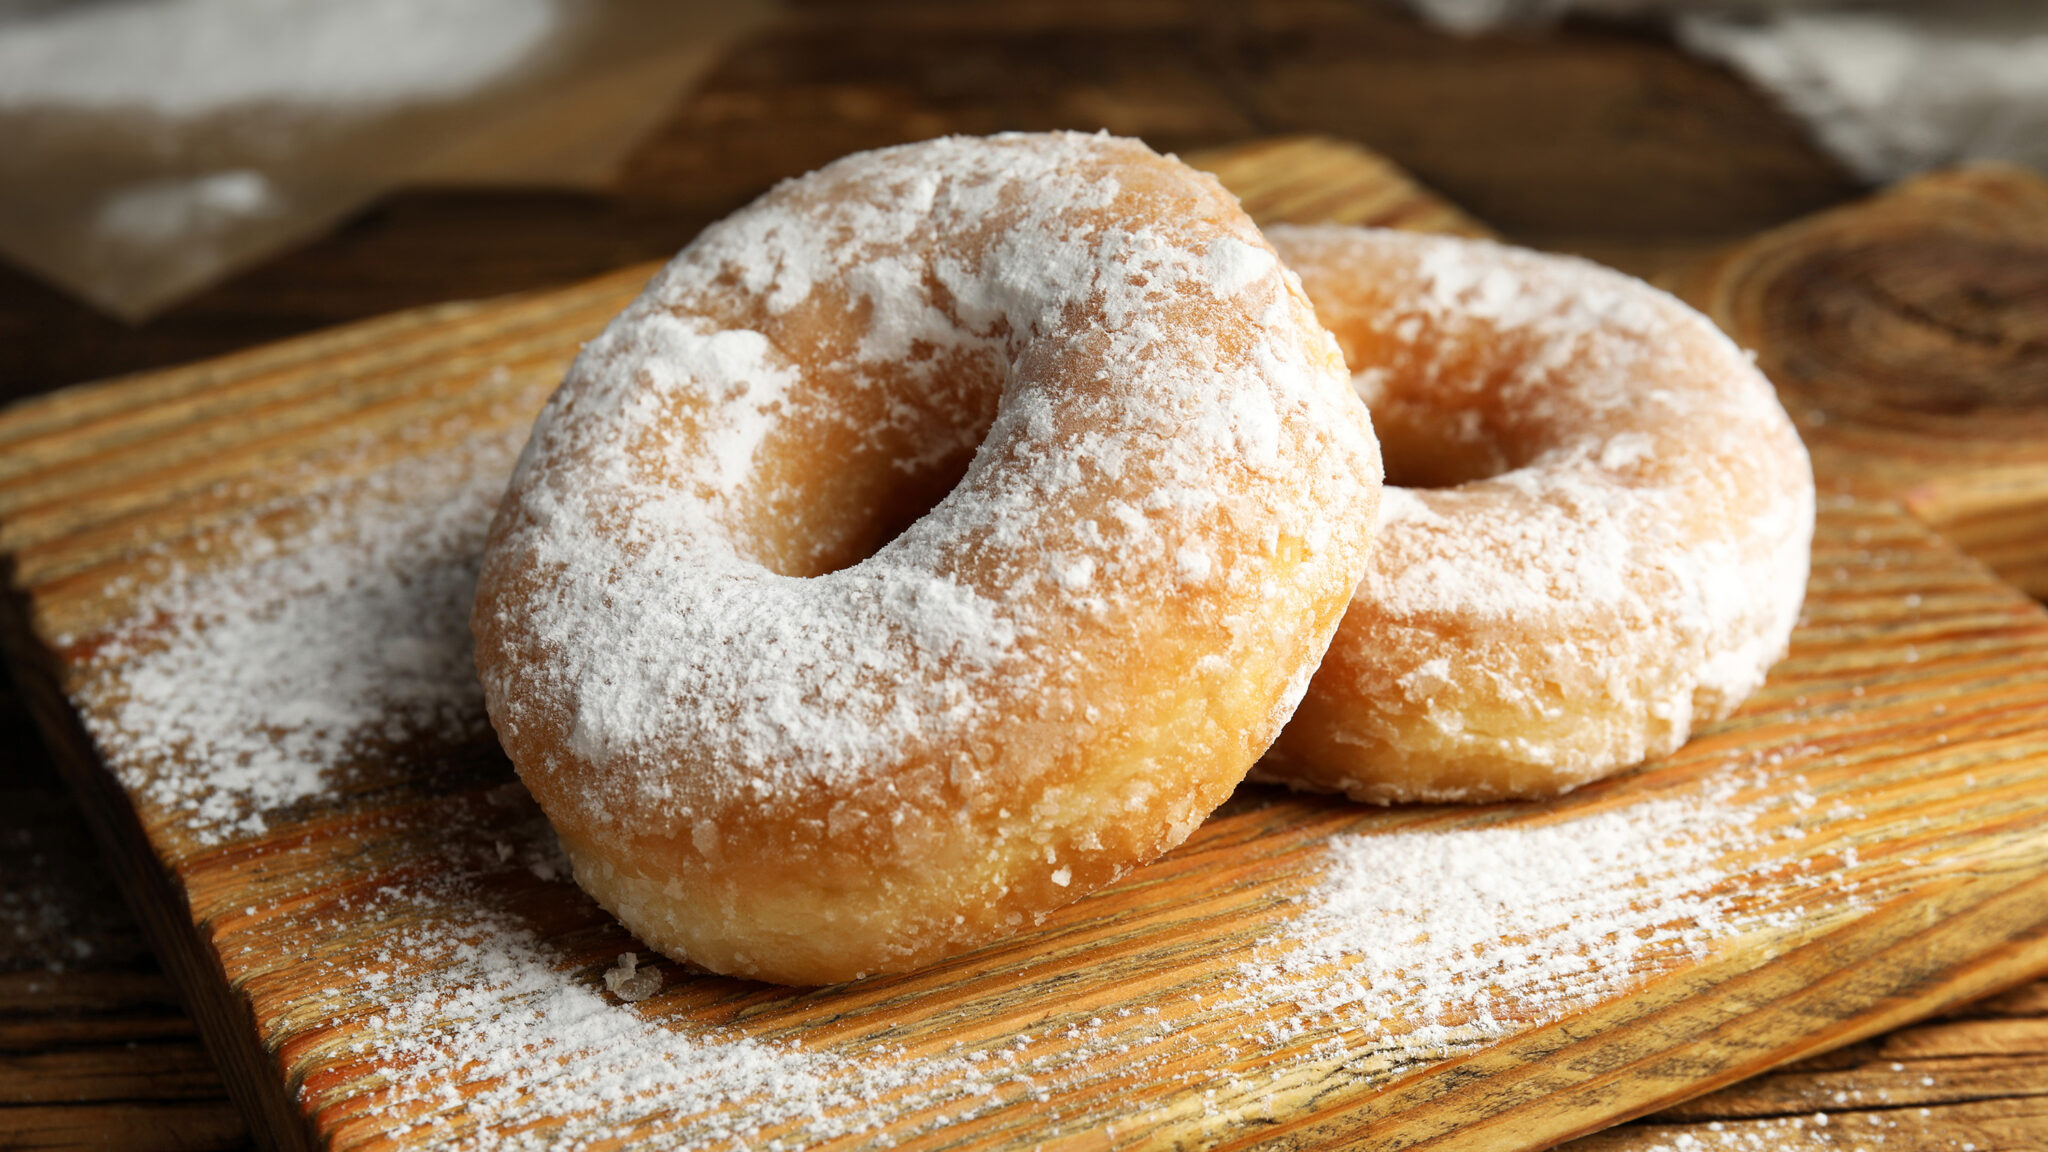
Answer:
[306,808,1186,1148]
[1606,1109,1914,1151]
[72,417,528,842]
[335,836,854,1150]
[1406,231,1671,340]
[1226,775,1816,1072]
[314,765,1833,1147]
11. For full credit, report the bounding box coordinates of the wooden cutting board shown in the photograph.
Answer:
[4,137,2048,1152]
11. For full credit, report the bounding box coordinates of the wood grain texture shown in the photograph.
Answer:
[1568,977,2048,1149]
[1673,165,2048,601]
[4,138,2047,1151]
[0,780,249,1150]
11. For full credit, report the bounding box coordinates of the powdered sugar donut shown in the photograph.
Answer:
[1259,226,1813,803]
[472,135,1381,985]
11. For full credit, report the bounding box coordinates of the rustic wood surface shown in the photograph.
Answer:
[6,129,2048,1149]
[3,3,2044,1149]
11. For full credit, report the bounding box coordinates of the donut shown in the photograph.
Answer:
[471,134,1382,985]
[1256,226,1813,803]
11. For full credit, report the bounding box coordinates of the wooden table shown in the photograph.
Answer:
[4,3,2042,1149]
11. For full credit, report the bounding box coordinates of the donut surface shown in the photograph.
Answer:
[1259,226,1813,803]
[472,135,1381,985]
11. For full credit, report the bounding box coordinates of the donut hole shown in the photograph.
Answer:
[829,446,981,574]
[1371,414,1513,489]
[1347,334,1557,491]
[1363,386,1528,491]
[749,429,986,580]
[742,352,1003,579]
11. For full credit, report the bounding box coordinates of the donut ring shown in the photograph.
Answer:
[472,135,1381,985]
[1258,226,1813,803]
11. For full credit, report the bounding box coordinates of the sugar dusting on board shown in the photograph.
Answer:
[1223,778,1820,1077]
[69,412,526,841]
[331,828,856,1149]
[293,751,1828,1150]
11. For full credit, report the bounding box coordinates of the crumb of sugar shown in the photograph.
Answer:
[601,952,662,1003]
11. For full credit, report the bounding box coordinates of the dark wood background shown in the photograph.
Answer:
[4,3,2041,1149]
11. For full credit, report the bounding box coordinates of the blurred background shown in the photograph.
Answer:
[3,0,2044,401]
[4,2,2046,1149]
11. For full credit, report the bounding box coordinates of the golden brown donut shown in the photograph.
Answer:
[1259,226,1813,803]
[471,135,1382,985]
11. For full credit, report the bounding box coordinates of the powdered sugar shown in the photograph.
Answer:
[280,756,1830,1148]
[1396,236,1812,702]
[73,419,527,842]
[624,318,798,495]
[1202,234,1281,299]
[1229,778,1812,1066]
[331,829,851,1150]
[555,560,1019,783]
